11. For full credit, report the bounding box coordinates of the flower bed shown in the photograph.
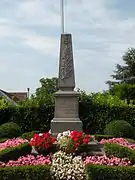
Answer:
[0,137,28,151]
[100,137,135,150]
[84,155,131,166]
[1,132,135,179]
[0,154,51,167]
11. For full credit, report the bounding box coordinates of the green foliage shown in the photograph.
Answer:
[21,131,39,141]
[110,84,135,103]
[104,143,135,164]
[94,134,114,142]
[93,93,129,107]
[1,91,135,134]
[0,122,21,138]
[85,164,135,180]
[0,105,54,133]
[0,142,31,162]
[104,120,135,139]
[0,138,8,143]
[0,165,51,180]
[35,77,58,105]
[107,47,135,88]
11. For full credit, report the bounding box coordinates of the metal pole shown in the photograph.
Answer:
[61,0,65,33]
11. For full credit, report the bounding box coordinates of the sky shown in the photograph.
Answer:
[0,0,135,94]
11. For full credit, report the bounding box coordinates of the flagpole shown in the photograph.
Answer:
[61,0,65,34]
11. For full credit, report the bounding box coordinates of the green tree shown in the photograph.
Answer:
[106,48,135,88]
[35,77,58,105]
[109,84,135,103]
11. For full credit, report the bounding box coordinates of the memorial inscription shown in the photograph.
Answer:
[60,36,73,80]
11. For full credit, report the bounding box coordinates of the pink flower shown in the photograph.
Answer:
[100,138,135,151]
[0,138,28,151]
[84,155,131,166]
[0,154,51,167]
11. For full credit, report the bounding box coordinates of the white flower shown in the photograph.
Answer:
[50,151,86,180]
[57,133,63,140]
[63,130,71,136]
[49,129,51,134]
[39,133,43,136]
[31,138,33,141]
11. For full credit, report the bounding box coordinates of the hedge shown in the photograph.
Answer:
[104,143,135,164]
[0,165,51,180]
[1,102,135,134]
[0,143,31,162]
[21,131,39,141]
[94,134,114,142]
[85,164,135,180]
[0,138,8,143]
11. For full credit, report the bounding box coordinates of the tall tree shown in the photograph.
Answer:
[35,77,58,105]
[106,48,135,88]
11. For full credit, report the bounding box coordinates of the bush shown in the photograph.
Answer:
[110,84,135,103]
[0,138,8,143]
[104,143,135,164]
[1,106,54,133]
[85,164,135,180]
[0,165,51,180]
[94,134,114,142]
[104,120,135,139]
[0,122,21,138]
[1,93,135,134]
[21,131,39,141]
[0,142,31,162]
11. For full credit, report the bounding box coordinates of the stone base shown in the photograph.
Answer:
[51,118,82,135]
[86,141,105,156]
[31,141,105,156]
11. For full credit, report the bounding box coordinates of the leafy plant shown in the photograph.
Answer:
[104,120,135,139]
[0,122,21,138]
[104,143,135,164]
[30,132,56,154]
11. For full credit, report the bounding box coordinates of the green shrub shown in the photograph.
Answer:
[0,142,31,162]
[0,138,8,143]
[0,165,51,180]
[104,120,135,138]
[21,131,39,141]
[110,84,135,103]
[1,93,135,134]
[0,122,21,138]
[94,134,114,142]
[104,143,135,164]
[85,164,135,180]
[4,106,54,133]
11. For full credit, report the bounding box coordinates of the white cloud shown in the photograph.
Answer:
[0,0,135,92]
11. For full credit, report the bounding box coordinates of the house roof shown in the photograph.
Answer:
[9,92,27,101]
[0,90,27,102]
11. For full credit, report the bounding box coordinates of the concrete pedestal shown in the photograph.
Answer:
[51,90,82,134]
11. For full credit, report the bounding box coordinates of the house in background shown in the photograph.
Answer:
[0,89,29,105]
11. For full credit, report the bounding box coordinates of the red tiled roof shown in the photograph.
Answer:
[9,92,27,101]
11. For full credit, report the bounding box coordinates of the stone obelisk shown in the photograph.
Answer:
[51,34,82,134]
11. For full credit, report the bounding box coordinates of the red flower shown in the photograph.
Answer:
[43,133,50,139]
[45,144,49,149]
[73,137,79,142]
[83,139,89,144]
[51,137,56,143]
[30,132,56,153]
[75,142,79,147]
